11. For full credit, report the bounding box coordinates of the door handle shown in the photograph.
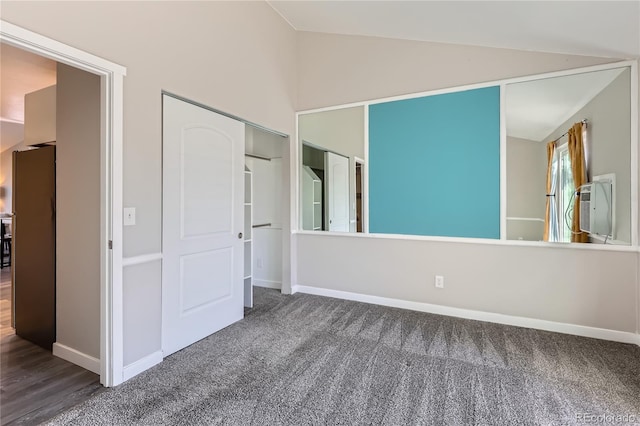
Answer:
[238,232,243,239]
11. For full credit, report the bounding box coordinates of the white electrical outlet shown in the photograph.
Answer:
[434,275,444,289]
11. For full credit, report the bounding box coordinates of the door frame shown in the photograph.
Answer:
[354,156,365,233]
[1,21,126,386]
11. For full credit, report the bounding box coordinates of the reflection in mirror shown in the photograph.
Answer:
[299,106,365,232]
[506,67,631,245]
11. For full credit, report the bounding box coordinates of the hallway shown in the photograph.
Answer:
[0,267,102,425]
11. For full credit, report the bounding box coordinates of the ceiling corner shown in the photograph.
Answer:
[265,0,298,31]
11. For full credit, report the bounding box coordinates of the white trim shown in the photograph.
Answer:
[298,101,373,116]
[123,252,163,267]
[294,113,301,239]
[289,112,300,296]
[354,156,366,233]
[122,351,163,381]
[637,96,640,339]
[53,343,101,374]
[293,229,638,252]
[284,132,295,296]
[637,251,640,337]
[500,84,507,240]
[630,61,638,247]
[506,217,545,223]
[0,22,126,76]
[287,232,297,296]
[107,71,125,387]
[292,285,640,346]
[363,107,370,234]
[253,279,282,289]
[1,20,127,387]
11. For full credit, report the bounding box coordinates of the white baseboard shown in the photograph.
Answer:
[292,285,640,346]
[253,279,282,290]
[123,350,163,381]
[53,342,100,374]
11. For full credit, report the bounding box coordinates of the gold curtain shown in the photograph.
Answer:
[568,122,588,243]
[543,141,555,241]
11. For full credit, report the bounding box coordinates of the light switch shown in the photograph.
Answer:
[124,207,136,226]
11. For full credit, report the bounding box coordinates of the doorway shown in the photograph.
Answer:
[0,41,113,423]
[356,160,364,233]
[1,21,126,389]
[245,125,286,299]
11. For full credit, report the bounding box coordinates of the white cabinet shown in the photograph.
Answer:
[25,85,56,146]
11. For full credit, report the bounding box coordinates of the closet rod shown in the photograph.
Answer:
[245,153,274,161]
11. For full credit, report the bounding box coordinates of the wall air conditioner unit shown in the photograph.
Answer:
[579,174,614,239]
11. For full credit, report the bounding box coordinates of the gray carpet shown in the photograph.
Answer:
[47,288,640,425]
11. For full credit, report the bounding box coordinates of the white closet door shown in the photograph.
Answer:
[162,95,244,356]
[326,151,350,232]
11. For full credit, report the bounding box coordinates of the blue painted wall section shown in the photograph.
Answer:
[368,86,500,238]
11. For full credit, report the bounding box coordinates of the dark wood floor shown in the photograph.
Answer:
[0,267,103,425]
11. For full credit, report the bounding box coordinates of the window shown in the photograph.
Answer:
[556,144,575,243]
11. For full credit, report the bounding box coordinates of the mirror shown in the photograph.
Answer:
[506,66,631,244]
[299,106,365,232]
[299,65,633,246]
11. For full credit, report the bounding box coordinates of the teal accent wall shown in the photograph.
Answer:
[368,86,500,238]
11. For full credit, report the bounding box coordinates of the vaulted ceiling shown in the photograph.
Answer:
[269,1,640,59]
[1,1,638,152]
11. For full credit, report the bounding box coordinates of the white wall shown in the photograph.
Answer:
[299,107,365,159]
[297,234,637,332]
[295,31,639,339]
[297,32,617,111]
[123,259,161,366]
[546,69,632,244]
[56,63,101,359]
[0,0,298,368]
[506,137,546,241]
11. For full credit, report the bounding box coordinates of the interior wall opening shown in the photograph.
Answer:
[0,41,103,424]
